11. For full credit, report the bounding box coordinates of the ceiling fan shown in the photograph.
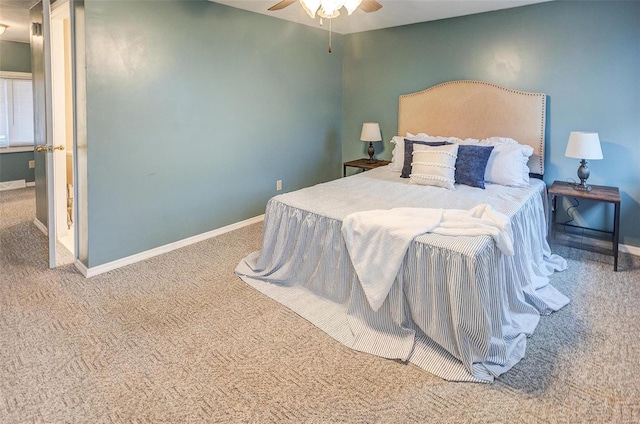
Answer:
[268,0,382,19]
[268,0,382,52]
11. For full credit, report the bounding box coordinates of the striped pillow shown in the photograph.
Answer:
[409,144,459,190]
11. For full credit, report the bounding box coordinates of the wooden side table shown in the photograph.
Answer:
[343,158,391,177]
[548,180,621,271]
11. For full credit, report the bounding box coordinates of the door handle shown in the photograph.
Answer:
[34,145,65,152]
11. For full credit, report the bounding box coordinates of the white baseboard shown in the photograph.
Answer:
[74,260,88,277]
[26,181,35,187]
[78,214,265,278]
[620,243,640,257]
[0,179,26,191]
[33,218,48,236]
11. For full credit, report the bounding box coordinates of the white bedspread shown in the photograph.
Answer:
[342,204,514,311]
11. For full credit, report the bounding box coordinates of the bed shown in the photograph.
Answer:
[236,80,569,383]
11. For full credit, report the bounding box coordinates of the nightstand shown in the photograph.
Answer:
[343,158,391,177]
[548,180,621,271]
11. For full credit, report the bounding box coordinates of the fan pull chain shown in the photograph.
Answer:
[328,18,332,53]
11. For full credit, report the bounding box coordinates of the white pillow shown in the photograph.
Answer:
[456,136,516,146]
[482,136,519,145]
[409,144,459,190]
[454,137,533,187]
[389,136,405,172]
[484,142,533,187]
[409,132,463,143]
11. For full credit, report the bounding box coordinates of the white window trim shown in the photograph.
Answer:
[0,146,34,154]
[0,72,32,79]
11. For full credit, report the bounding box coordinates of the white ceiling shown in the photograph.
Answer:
[0,0,551,44]
[211,0,551,35]
[0,0,37,43]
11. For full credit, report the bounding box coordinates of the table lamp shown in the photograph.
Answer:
[564,131,603,191]
[360,122,382,163]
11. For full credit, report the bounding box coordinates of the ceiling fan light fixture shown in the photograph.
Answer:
[270,0,379,53]
[318,9,340,19]
[319,0,343,16]
[299,0,364,20]
[343,0,363,15]
[299,0,321,19]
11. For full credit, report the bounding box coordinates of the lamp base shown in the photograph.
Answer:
[573,159,592,191]
[573,183,592,192]
[366,142,375,163]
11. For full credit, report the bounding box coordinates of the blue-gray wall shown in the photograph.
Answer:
[80,0,639,267]
[0,41,31,72]
[0,41,34,184]
[0,151,34,182]
[83,0,343,267]
[342,1,640,248]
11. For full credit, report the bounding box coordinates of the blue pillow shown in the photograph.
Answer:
[401,139,449,178]
[454,144,494,189]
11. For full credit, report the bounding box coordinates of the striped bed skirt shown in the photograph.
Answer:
[236,176,568,382]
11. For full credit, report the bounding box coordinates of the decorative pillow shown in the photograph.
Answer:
[409,144,459,190]
[454,137,533,187]
[454,145,494,189]
[401,138,449,178]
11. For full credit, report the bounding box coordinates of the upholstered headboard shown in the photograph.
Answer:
[398,80,547,175]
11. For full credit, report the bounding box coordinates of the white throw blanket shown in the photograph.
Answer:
[341,204,514,311]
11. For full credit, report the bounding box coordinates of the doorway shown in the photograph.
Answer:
[50,0,74,264]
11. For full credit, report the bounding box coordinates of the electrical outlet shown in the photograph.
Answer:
[276,180,282,191]
[28,160,35,169]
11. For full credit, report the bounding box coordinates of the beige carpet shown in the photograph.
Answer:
[1,187,639,423]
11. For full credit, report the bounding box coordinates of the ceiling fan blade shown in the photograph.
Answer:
[268,0,297,11]
[358,0,382,13]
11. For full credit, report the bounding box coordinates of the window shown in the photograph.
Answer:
[0,74,34,148]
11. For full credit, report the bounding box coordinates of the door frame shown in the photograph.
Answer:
[70,0,88,272]
[50,0,74,257]
[31,0,86,269]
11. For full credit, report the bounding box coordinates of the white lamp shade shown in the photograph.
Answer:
[565,132,603,160]
[360,122,382,142]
